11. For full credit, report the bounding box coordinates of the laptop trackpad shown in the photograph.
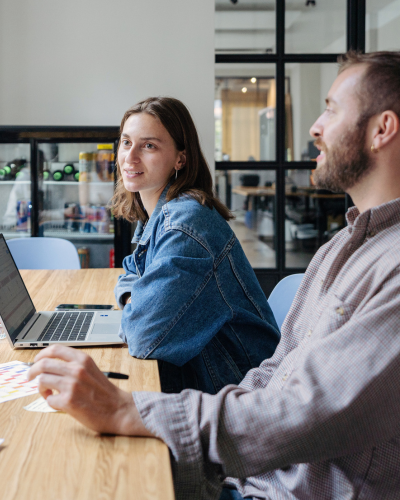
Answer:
[89,323,122,343]
[91,323,117,335]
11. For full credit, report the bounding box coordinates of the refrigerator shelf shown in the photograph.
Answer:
[1,231,31,239]
[42,230,114,240]
[43,181,114,186]
[0,180,31,185]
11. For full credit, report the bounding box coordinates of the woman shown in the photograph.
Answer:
[112,97,280,394]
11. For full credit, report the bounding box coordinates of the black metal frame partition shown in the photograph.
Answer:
[215,0,366,293]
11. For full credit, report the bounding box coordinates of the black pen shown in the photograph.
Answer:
[24,362,129,380]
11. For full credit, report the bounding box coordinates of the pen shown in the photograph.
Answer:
[23,362,129,380]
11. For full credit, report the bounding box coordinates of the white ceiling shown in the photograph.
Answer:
[215,0,400,53]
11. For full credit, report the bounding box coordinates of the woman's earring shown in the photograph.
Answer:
[175,169,178,180]
[371,144,379,153]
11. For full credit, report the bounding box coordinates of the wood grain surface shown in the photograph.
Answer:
[0,269,174,500]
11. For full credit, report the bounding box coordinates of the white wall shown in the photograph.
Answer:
[289,63,321,161]
[0,0,215,168]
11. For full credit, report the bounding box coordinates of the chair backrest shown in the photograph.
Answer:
[7,237,81,270]
[268,273,304,329]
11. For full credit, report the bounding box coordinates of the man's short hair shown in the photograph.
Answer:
[338,51,400,121]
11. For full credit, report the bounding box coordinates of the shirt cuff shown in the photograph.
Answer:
[133,390,223,500]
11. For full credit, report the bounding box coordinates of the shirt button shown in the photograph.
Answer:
[368,230,375,237]
[336,306,344,316]
[320,279,324,285]
[282,373,288,382]
[307,329,312,336]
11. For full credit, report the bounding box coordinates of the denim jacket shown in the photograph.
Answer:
[115,187,280,394]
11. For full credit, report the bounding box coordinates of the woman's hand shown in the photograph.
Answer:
[27,345,153,437]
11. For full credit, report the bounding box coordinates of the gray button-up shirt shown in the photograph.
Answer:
[134,197,400,500]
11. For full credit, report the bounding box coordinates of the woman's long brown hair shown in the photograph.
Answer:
[109,97,233,222]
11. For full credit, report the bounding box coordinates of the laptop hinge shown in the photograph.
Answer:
[15,313,41,343]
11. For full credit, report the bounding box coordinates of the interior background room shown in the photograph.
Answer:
[0,0,399,295]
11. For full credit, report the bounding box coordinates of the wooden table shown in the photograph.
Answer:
[0,269,174,500]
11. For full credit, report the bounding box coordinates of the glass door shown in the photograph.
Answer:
[38,142,115,268]
[0,143,32,240]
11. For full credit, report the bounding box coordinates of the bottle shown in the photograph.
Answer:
[0,168,5,180]
[63,163,76,181]
[43,169,51,181]
[74,171,80,182]
[10,163,20,179]
[96,144,114,181]
[3,165,11,180]
[52,170,64,181]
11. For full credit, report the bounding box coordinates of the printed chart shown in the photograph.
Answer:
[0,361,38,403]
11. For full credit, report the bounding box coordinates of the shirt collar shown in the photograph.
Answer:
[131,184,170,244]
[346,197,400,235]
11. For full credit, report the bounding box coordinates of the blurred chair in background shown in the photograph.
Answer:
[7,237,80,270]
[268,273,304,329]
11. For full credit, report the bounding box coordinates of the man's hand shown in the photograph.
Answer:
[27,345,154,437]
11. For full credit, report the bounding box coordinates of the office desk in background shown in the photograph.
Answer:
[0,269,174,500]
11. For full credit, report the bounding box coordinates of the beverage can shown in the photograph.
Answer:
[79,152,93,182]
[109,248,115,268]
[16,200,27,226]
[78,247,90,268]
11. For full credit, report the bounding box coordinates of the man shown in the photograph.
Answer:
[29,51,400,499]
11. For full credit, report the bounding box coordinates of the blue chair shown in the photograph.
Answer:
[7,237,81,270]
[268,274,304,329]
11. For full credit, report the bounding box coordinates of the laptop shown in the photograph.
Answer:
[0,234,123,349]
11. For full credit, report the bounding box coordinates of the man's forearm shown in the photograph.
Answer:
[27,345,153,437]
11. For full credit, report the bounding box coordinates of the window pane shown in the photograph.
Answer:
[285,169,346,268]
[0,143,31,239]
[366,0,400,52]
[215,0,276,54]
[285,62,338,161]
[216,169,276,269]
[215,64,276,162]
[285,0,346,53]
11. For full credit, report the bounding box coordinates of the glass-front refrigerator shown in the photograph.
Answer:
[38,142,116,268]
[0,142,32,240]
[0,127,132,268]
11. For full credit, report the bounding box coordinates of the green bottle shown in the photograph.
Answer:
[63,164,76,180]
[52,170,64,181]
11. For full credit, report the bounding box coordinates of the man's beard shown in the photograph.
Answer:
[312,119,374,192]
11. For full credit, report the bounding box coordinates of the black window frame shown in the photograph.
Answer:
[215,0,366,293]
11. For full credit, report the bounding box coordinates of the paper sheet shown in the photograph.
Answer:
[0,361,38,403]
[24,397,59,413]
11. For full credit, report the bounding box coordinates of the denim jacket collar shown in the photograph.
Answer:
[131,184,170,245]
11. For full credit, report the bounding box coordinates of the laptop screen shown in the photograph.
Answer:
[0,235,36,343]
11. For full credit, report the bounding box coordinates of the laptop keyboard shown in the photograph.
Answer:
[37,312,94,342]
